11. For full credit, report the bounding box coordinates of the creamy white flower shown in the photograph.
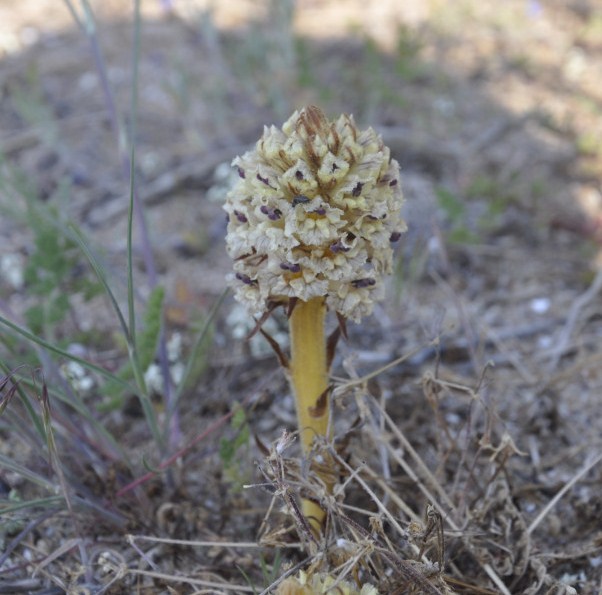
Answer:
[62,360,94,394]
[327,278,385,323]
[276,570,379,595]
[285,198,345,246]
[295,243,368,282]
[224,106,405,321]
[268,270,330,301]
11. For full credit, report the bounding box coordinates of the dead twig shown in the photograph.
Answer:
[546,266,602,372]
[527,451,602,536]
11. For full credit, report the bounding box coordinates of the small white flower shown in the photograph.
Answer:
[1,253,25,290]
[144,363,163,394]
[166,332,182,362]
[62,361,94,394]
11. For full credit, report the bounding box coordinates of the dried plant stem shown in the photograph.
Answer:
[527,450,602,536]
[288,297,332,532]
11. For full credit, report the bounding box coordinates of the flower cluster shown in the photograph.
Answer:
[224,106,405,322]
[276,570,379,595]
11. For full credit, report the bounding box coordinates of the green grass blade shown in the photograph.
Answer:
[122,0,164,452]
[0,496,64,515]
[122,180,162,448]
[0,453,56,491]
[0,314,133,390]
[1,370,129,464]
[171,288,228,411]
[0,361,46,441]
[68,223,131,343]
[126,0,141,351]
[124,155,150,401]
[138,286,165,372]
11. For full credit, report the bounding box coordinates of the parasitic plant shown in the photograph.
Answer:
[275,570,379,594]
[224,106,405,533]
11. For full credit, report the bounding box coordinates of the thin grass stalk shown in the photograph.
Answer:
[68,222,164,450]
[0,362,45,440]
[0,454,56,491]
[0,314,133,391]
[126,0,141,348]
[64,0,175,450]
[0,315,134,461]
[69,225,131,340]
[124,157,164,452]
[38,382,92,581]
[126,0,177,450]
[167,288,228,426]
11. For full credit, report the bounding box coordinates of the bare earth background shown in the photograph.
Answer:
[1,0,602,593]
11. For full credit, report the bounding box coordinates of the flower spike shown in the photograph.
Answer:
[224,106,405,534]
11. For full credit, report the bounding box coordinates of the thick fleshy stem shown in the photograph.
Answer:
[288,297,333,534]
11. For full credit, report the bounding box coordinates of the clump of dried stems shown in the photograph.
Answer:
[236,344,585,595]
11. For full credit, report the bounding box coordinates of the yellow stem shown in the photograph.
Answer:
[288,297,332,534]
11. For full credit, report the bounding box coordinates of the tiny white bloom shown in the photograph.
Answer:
[62,360,94,394]
[1,253,25,290]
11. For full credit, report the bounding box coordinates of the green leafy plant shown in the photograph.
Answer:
[0,154,102,343]
[435,186,478,244]
[395,23,426,82]
[23,197,103,339]
[9,64,59,149]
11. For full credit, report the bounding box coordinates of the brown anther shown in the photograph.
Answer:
[352,182,363,197]
[233,209,248,223]
[351,278,376,288]
[257,173,271,186]
[292,195,311,206]
[236,272,256,285]
[329,240,349,253]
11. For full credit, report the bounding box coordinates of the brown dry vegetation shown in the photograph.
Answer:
[1,1,602,593]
